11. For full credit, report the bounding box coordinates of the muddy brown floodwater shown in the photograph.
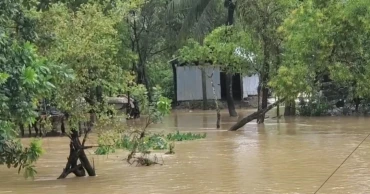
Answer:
[1,109,370,194]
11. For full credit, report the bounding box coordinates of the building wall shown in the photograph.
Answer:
[176,66,221,101]
[242,74,259,98]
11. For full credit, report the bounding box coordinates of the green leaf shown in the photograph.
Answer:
[0,73,9,84]
[22,67,38,84]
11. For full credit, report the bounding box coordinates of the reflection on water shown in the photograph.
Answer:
[1,109,370,193]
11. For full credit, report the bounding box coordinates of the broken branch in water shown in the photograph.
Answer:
[126,128,147,164]
[229,98,285,131]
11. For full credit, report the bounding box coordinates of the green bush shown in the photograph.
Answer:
[298,101,331,116]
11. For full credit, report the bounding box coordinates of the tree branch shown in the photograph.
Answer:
[149,47,170,57]
[229,98,285,131]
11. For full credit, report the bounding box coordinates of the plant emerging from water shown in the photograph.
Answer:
[165,142,175,155]
[166,131,206,141]
[95,130,206,155]
[95,88,207,165]
[126,87,171,165]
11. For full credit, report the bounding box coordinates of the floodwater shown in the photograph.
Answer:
[1,109,370,194]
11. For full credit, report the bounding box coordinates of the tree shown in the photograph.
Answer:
[126,0,171,102]
[0,40,47,178]
[0,0,70,178]
[32,2,131,123]
[24,1,135,178]
[270,0,370,109]
[237,0,299,122]
[223,0,237,117]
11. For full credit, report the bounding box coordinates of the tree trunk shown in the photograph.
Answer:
[28,124,32,137]
[354,97,360,112]
[224,0,237,117]
[258,31,270,123]
[229,98,285,131]
[61,117,66,134]
[276,96,280,117]
[284,99,296,116]
[131,10,152,103]
[142,65,152,102]
[127,90,133,119]
[201,68,208,110]
[19,123,24,137]
[58,130,95,179]
[257,85,261,110]
[257,86,269,123]
[226,74,237,117]
[171,62,178,104]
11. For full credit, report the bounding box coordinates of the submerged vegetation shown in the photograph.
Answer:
[167,131,207,142]
[95,131,207,155]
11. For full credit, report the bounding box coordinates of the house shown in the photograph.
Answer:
[169,58,260,103]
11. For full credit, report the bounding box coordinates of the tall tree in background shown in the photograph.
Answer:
[270,0,370,107]
[32,2,131,124]
[237,0,298,122]
[223,0,237,116]
[127,0,170,102]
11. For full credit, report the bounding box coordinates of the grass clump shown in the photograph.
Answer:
[166,131,206,141]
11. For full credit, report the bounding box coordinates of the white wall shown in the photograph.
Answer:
[242,74,259,98]
[176,66,221,101]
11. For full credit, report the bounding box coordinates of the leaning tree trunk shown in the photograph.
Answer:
[229,98,285,131]
[58,129,96,179]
